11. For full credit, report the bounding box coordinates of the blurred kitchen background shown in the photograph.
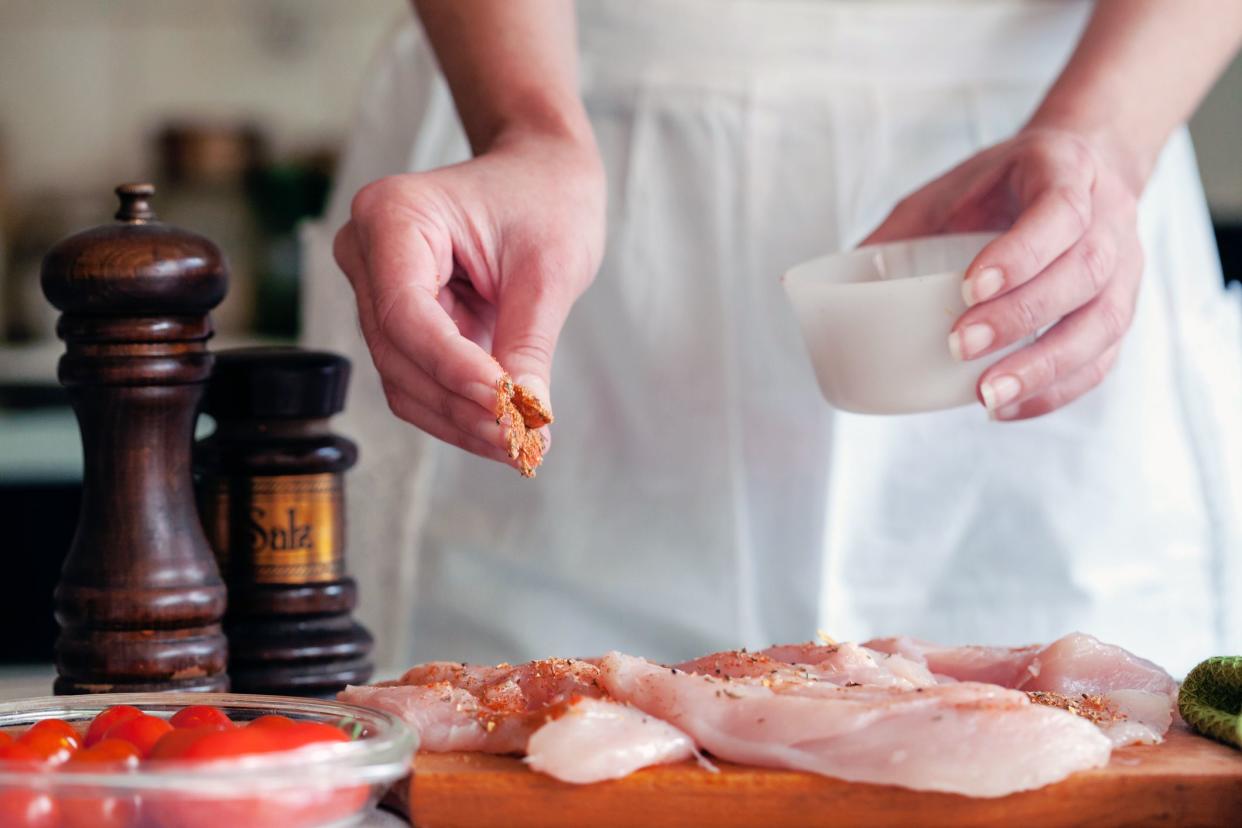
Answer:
[0,0,1239,664]
[0,0,406,663]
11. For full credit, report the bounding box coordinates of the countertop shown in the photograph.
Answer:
[0,664,55,701]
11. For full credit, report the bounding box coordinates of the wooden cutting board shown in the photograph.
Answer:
[406,726,1242,827]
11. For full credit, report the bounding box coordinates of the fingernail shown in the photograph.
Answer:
[480,419,509,449]
[948,323,995,361]
[980,374,1021,411]
[991,403,1022,421]
[515,374,551,408]
[963,267,1004,306]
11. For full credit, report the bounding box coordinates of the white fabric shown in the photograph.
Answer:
[302,0,1242,678]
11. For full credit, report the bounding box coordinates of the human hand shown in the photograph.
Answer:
[333,132,605,467]
[862,128,1144,420]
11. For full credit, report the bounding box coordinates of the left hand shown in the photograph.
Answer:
[862,127,1144,420]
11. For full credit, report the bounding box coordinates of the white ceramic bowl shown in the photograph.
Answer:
[783,232,1023,415]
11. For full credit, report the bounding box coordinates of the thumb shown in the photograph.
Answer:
[490,272,575,413]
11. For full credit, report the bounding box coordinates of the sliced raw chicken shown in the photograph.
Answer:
[525,697,696,783]
[342,633,1176,794]
[599,651,1112,797]
[865,633,1178,745]
[339,657,605,753]
[678,642,936,689]
[765,642,938,688]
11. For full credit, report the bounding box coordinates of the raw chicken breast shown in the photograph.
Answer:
[678,642,936,689]
[864,637,1042,686]
[339,658,605,753]
[599,652,1111,797]
[764,642,938,688]
[865,633,1178,745]
[342,633,1176,794]
[525,697,696,783]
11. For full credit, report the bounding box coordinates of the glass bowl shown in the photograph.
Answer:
[0,692,417,828]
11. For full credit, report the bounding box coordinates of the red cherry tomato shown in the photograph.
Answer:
[151,719,352,763]
[264,722,352,751]
[246,715,297,730]
[144,718,366,828]
[22,720,81,749]
[145,786,368,828]
[170,705,235,731]
[0,742,44,765]
[103,715,173,758]
[161,726,284,761]
[18,719,82,764]
[59,795,138,828]
[59,740,143,828]
[0,788,58,828]
[147,726,232,761]
[17,732,75,764]
[65,739,141,769]
[85,706,143,748]
[0,742,63,824]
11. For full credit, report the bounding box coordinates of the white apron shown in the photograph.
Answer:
[303,0,1242,678]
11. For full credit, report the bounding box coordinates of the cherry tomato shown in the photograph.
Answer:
[65,739,141,769]
[146,786,368,828]
[60,795,138,828]
[161,726,283,761]
[59,740,143,828]
[147,726,232,761]
[170,705,235,731]
[18,719,82,764]
[144,718,365,828]
[0,788,58,828]
[246,714,296,730]
[103,715,173,757]
[22,720,81,749]
[85,706,143,748]
[17,732,75,765]
[0,732,13,747]
[264,722,352,751]
[0,742,63,824]
[0,742,49,765]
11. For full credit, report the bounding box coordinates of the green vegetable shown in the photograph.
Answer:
[1178,656,1242,750]
[336,716,365,741]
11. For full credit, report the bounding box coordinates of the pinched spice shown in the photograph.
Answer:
[495,374,553,478]
[512,384,554,429]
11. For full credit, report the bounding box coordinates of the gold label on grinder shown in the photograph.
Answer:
[204,473,344,584]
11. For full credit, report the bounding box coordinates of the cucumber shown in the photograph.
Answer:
[1178,655,1242,750]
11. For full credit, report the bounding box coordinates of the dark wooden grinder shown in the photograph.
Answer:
[196,348,374,697]
[41,183,229,694]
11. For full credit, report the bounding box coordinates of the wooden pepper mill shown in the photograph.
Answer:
[41,183,230,694]
[196,348,374,696]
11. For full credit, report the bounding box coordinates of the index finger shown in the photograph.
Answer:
[357,211,502,412]
[962,143,1096,307]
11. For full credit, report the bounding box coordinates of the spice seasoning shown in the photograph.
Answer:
[1026,691,1122,726]
[495,374,553,477]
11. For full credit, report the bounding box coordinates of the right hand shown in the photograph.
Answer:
[333,132,605,467]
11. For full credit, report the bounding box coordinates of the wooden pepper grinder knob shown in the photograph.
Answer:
[41,183,230,694]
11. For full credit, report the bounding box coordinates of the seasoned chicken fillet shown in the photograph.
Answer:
[598,651,1111,797]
